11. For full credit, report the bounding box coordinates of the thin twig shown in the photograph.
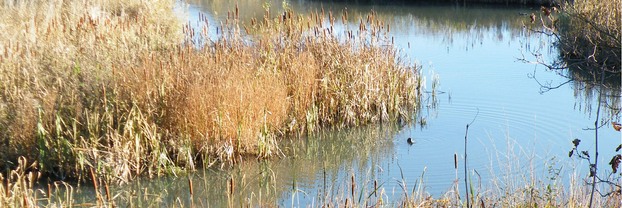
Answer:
[464,109,479,208]
[588,62,606,208]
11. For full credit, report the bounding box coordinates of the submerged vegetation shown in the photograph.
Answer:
[0,0,422,182]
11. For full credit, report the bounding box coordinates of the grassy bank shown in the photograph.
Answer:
[557,0,621,74]
[0,0,422,182]
[547,0,621,120]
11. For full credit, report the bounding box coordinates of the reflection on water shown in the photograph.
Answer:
[68,125,400,206]
[570,71,621,121]
[65,1,621,206]
[522,27,621,120]
[563,61,622,120]
[187,0,532,42]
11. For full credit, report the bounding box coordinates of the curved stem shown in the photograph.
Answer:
[464,124,470,208]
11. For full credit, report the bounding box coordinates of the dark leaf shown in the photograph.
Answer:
[616,144,622,152]
[572,138,581,147]
[569,149,574,157]
[609,154,621,173]
[582,151,590,158]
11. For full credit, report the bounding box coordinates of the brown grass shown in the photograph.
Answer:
[0,0,183,180]
[558,0,621,72]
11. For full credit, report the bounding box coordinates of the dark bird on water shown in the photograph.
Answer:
[407,138,414,145]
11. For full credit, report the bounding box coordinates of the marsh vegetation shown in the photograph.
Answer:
[0,0,423,184]
[1,0,620,207]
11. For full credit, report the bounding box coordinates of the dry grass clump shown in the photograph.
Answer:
[0,157,42,207]
[122,8,423,163]
[0,157,76,207]
[0,0,423,182]
[0,0,183,180]
[558,0,621,73]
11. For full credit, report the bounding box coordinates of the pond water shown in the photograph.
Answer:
[70,1,621,206]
